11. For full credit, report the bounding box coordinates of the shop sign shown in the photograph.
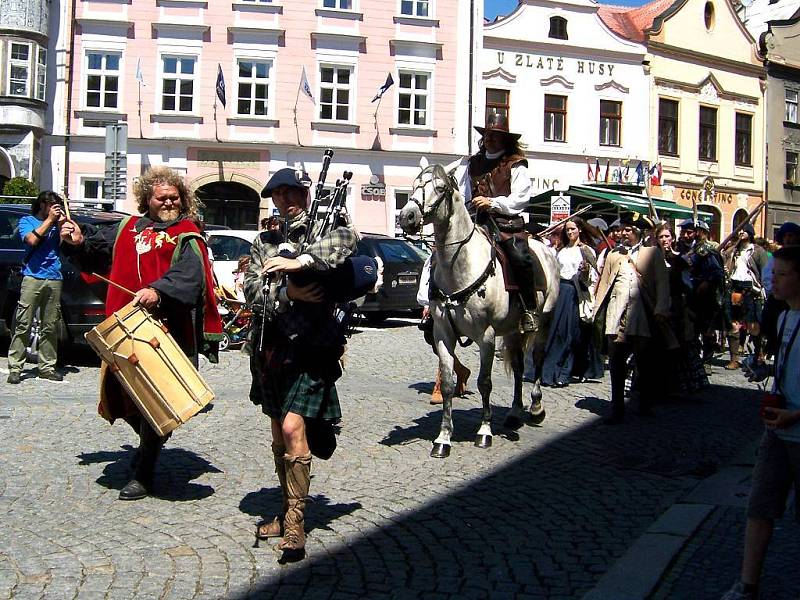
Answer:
[361,176,386,202]
[550,194,571,224]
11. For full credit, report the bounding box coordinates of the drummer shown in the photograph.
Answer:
[244,167,357,560]
[60,166,222,501]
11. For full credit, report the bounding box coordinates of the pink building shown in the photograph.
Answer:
[47,0,481,234]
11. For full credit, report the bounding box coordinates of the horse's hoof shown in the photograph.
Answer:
[474,434,492,449]
[528,408,546,425]
[503,415,524,431]
[430,443,451,458]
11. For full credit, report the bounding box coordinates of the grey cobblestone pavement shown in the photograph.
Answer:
[0,319,789,599]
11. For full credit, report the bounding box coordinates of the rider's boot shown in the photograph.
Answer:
[498,235,539,334]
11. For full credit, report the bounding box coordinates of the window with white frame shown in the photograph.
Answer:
[161,56,196,113]
[400,0,429,17]
[786,89,798,124]
[398,71,429,127]
[36,47,46,101]
[85,52,120,109]
[236,59,271,116]
[8,42,30,97]
[323,0,352,8]
[82,178,105,202]
[599,100,622,146]
[787,151,798,185]
[319,65,352,121]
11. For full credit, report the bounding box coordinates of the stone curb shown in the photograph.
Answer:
[583,437,761,600]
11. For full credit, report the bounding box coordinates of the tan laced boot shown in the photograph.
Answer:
[454,359,470,397]
[430,369,443,405]
[256,444,287,539]
[725,336,741,370]
[278,452,312,558]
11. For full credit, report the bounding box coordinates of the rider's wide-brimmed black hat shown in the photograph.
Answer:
[474,112,522,141]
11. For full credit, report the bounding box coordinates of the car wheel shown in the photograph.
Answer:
[219,332,231,351]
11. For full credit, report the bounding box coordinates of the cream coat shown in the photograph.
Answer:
[593,245,671,338]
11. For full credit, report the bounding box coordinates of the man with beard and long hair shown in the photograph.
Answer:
[59,165,222,501]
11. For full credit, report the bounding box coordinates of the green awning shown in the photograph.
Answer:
[528,185,713,221]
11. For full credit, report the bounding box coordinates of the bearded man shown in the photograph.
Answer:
[60,165,221,501]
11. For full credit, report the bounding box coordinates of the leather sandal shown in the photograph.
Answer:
[255,516,283,540]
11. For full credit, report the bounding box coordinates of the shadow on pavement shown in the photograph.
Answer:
[78,444,221,501]
[236,383,767,599]
[239,489,362,536]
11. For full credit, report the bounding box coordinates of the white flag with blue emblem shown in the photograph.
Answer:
[216,64,226,108]
[299,66,315,104]
[135,58,146,87]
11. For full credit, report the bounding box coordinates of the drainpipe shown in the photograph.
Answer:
[468,0,475,155]
[760,74,768,237]
[63,0,77,197]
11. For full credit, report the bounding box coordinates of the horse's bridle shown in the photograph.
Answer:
[408,164,458,224]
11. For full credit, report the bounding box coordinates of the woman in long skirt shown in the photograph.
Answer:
[539,218,603,387]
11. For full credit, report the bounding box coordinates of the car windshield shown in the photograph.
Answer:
[376,241,420,263]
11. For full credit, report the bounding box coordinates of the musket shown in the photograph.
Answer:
[538,204,593,238]
[718,200,766,254]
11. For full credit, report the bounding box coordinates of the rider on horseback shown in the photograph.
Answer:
[457,112,539,333]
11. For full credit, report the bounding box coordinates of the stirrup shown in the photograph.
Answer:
[521,310,538,334]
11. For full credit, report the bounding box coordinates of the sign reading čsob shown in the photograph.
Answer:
[361,177,386,202]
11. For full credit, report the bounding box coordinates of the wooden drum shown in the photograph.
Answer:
[85,300,214,436]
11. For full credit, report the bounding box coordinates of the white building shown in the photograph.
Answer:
[481,0,650,199]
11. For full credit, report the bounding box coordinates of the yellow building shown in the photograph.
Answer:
[601,0,765,240]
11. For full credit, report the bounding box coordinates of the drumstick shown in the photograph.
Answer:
[61,196,71,220]
[91,272,136,297]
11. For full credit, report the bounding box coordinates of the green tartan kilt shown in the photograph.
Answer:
[249,345,343,422]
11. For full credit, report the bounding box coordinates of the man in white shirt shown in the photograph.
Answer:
[455,112,538,333]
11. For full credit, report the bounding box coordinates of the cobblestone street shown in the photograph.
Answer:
[0,320,795,599]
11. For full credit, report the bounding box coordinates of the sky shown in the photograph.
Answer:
[485,0,649,20]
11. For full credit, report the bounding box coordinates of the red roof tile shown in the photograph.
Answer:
[598,0,679,43]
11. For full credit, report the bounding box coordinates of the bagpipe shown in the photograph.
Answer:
[258,149,380,347]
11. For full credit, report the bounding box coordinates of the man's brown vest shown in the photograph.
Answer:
[468,153,527,199]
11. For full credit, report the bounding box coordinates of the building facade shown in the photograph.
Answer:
[740,0,800,235]
[482,0,650,200]
[49,0,481,233]
[603,0,766,241]
[0,0,50,190]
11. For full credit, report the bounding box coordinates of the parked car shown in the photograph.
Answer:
[206,229,260,292]
[355,234,426,322]
[0,203,127,357]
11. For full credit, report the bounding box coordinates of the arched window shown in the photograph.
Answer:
[732,208,749,233]
[698,204,722,242]
[549,16,568,40]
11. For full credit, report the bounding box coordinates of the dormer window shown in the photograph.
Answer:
[549,16,568,40]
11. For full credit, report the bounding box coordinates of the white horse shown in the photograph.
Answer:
[399,163,559,458]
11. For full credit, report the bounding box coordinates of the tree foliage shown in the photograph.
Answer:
[2,177,39,202]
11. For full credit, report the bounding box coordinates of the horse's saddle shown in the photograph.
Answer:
[486,230,548,294]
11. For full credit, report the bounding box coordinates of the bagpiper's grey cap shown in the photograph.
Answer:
[261,167,312,198]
